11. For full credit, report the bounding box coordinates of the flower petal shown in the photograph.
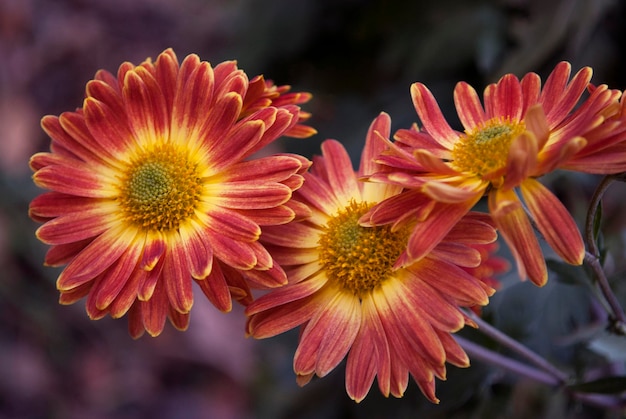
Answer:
[295,289,361,377]
[488,189,547,286]
[411,83,459,149]
[56,225,138,291]
[519,178,584,265]
[195,259,232,312]
[454,81,487,130]
[320,140,360,203]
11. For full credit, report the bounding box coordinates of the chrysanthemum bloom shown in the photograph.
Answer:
[241,75,317,139]
[29,48,313,338]
[364,62,621,286]
[560,84,626,173]
[246,113,497,403]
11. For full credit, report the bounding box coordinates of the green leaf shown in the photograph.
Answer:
[568,376,626,394]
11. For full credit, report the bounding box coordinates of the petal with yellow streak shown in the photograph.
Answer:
[411,83,459,150]
[488,189,547,286]
[520,178,584,265]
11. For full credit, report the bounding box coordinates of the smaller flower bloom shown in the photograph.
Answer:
[560,84,626,173]
[246,113,497,403]
[241,75,317,138]
[364,62,621,286]
[29,48,312,338]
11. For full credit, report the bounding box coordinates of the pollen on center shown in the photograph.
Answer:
[117,144,203,232]
[452,117,526,178]
[317,200,409,298]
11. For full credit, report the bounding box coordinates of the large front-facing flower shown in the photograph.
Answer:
[246,113,497,403]
[365,62,621,286]
[29,49,312,338]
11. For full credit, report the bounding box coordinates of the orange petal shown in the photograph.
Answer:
[411,83,459,149]
[454,81,487,130]
[519,179,584,265]
[195,259,232,312]
[488,189,547,286]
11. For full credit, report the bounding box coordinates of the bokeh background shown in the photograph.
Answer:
[2,0,626,418]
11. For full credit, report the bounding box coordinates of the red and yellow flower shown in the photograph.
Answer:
[29,48,313,338]
[246,113,497,403]
[364,62,621,286]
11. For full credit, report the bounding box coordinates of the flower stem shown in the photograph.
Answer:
[456,335,626,409]
[584,175,626,334]
[463,309,569,383]
[455,335,561,386]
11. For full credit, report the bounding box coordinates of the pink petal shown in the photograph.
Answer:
[141,281,169,337]
[320,140,360,202]
[162,241,193,313]
[221,154,305,183]
[501,131,538,190]
[520,179,584,265]
[246,277,326,315]
[56,226,138,291]
[195,259,232,312]
[488,189,547,286]
[402,199,481,266]
[345,315,379,402]
[92,242,142,310]
[204,207,261,242]
[246,293,321,338]
[454,81,487,130]
[359,112,391,177]
[295,291,361,377]
[35,208,114,245]
[171,58,216,145]
[32,165,110,198]
[208,231,257,269]
[492,74,523,120]
[520,72,541,115]
[210,182,292,210]
[122,67,169,145]
[411,82,459,149]
[180,222,213,280]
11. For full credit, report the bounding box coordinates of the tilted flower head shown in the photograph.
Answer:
[29,48,312,338]
[246,113,497,403]
[364,62,621,286]
[241,75,317,139]
[560,83,626,173]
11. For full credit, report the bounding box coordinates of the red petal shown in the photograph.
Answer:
[520,179,584,265]
[359,112,391,177]
[56,226,138,290]
[35,208,113,245]
[141,281,169,337]
[295,291,361,377]
[491,74,523,120]
[32,165,110,198]
[488,189,547,285]
[162,242,193,313]
[454,82,486,130]
[122,67,169,145]
[411,83,459,149]
[195,259,232,312]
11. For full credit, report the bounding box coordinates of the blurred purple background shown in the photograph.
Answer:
[2,0,626,418]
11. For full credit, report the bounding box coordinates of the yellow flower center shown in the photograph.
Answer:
[118,144,203,231]
[318,200,409,298]
[451,117,526,177]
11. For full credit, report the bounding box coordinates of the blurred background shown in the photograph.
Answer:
[2,0,626,418]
